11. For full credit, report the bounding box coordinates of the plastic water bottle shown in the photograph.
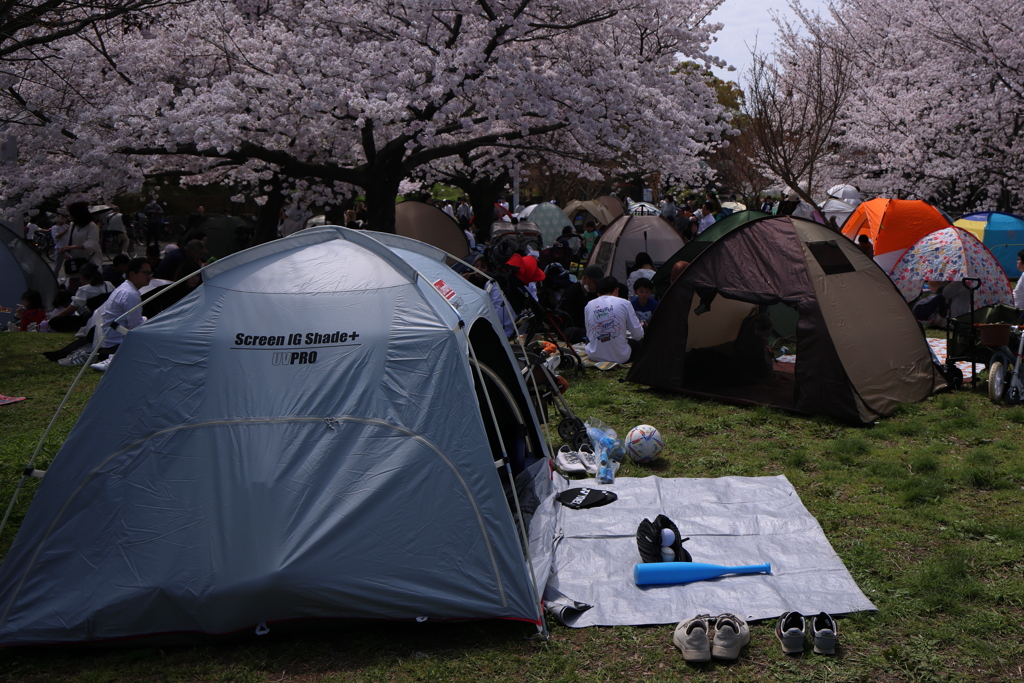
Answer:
[587,428,616,453]
[596,448,616,484]
[609,439,626,463]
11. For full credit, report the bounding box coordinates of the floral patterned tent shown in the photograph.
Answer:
[889,226,1013,308]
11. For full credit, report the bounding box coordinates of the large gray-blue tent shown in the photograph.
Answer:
[0,227,550,645]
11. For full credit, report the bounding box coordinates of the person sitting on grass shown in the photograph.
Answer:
[584,276,645,364]
[103,253,131,287]
[630,277,658,326]
[48,263,114,333]
[13,290,46,331]
[626,252,657,298]
[97,257,154,360]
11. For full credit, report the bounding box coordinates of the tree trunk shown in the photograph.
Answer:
[470,187,502,244]
[363,162,404,234]
[463,174,509,244]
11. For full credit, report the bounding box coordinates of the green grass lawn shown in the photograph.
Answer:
[0,333,1022,682]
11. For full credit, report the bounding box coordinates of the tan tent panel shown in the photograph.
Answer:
[627,215,944,424]
[563,200,617,228]
[587,214,684,282]
[395,201,470,260]
[596,196,625,221]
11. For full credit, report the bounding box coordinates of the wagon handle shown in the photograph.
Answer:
[962,277,981,291]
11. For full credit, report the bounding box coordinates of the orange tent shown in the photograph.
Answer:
[841,198,950,272]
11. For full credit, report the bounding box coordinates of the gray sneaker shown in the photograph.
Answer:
[776,611,806,654]
[712,613,750,660]
[673,614,712,662]
[58,348,91,367]
[810,612,838,655]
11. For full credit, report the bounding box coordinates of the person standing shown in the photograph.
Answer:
[187,205,207,230]
[582,222,600,256]
[662,196,677,223]
[143,199,164,246]
[457,197,473,225]
[696,202,716,235]
[105,206,129,255]
[50,214,70,275]
[60,202,103,289]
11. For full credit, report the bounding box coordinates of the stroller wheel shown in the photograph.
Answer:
[558,417,584,441]
[572,428,591,451]
[560,349,583,373]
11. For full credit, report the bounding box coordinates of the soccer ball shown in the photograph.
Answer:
[626,425,664,463]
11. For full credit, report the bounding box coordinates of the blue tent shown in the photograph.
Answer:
[0,227,550,645]
[954,211,1024,278]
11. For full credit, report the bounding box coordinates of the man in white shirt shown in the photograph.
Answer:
[100,257,153,356]
[457,197,473,224]
[696,202,716,235]
[104,206,129,255]
[662,197,677,222]
[585,277,645,364]
[22,215,40,240]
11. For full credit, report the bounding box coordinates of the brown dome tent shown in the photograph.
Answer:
[595,195,625,221]
[627,215,944,424]
[587,214,683,282]
[395,201,470,260]
[563,200,618,229]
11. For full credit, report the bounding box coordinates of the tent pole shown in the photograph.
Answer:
[437,252,557,459]
[392,255,549,636]
[463,330,548,639]
[0,268,204,541]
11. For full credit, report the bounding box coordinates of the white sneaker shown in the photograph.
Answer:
[712,613,750,660]
[576,444,599,474]
[673,614,712,662]
[555,446,587,474]
[90,357,113,372]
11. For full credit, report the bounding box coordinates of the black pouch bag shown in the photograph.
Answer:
[64,257,88,275]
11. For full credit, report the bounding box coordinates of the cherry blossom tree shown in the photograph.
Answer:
[742,8,853,213]
[1,0,732,234]
[773,0,1024,212]
[0,0,191,61]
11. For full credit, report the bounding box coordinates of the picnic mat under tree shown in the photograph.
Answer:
[528,475,875,627]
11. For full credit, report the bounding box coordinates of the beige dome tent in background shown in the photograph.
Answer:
[587,214,683,282]
[563,200,618,229]
[395,201,470,261]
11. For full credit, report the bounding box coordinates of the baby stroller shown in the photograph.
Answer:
[485,249,583,373]
[514,343,589,449]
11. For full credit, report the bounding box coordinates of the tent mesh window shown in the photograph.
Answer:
[806,241,856,275]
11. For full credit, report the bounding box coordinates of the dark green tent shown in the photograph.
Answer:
[652,210,768,297]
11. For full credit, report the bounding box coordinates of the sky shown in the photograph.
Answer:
[705,0,830,85]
